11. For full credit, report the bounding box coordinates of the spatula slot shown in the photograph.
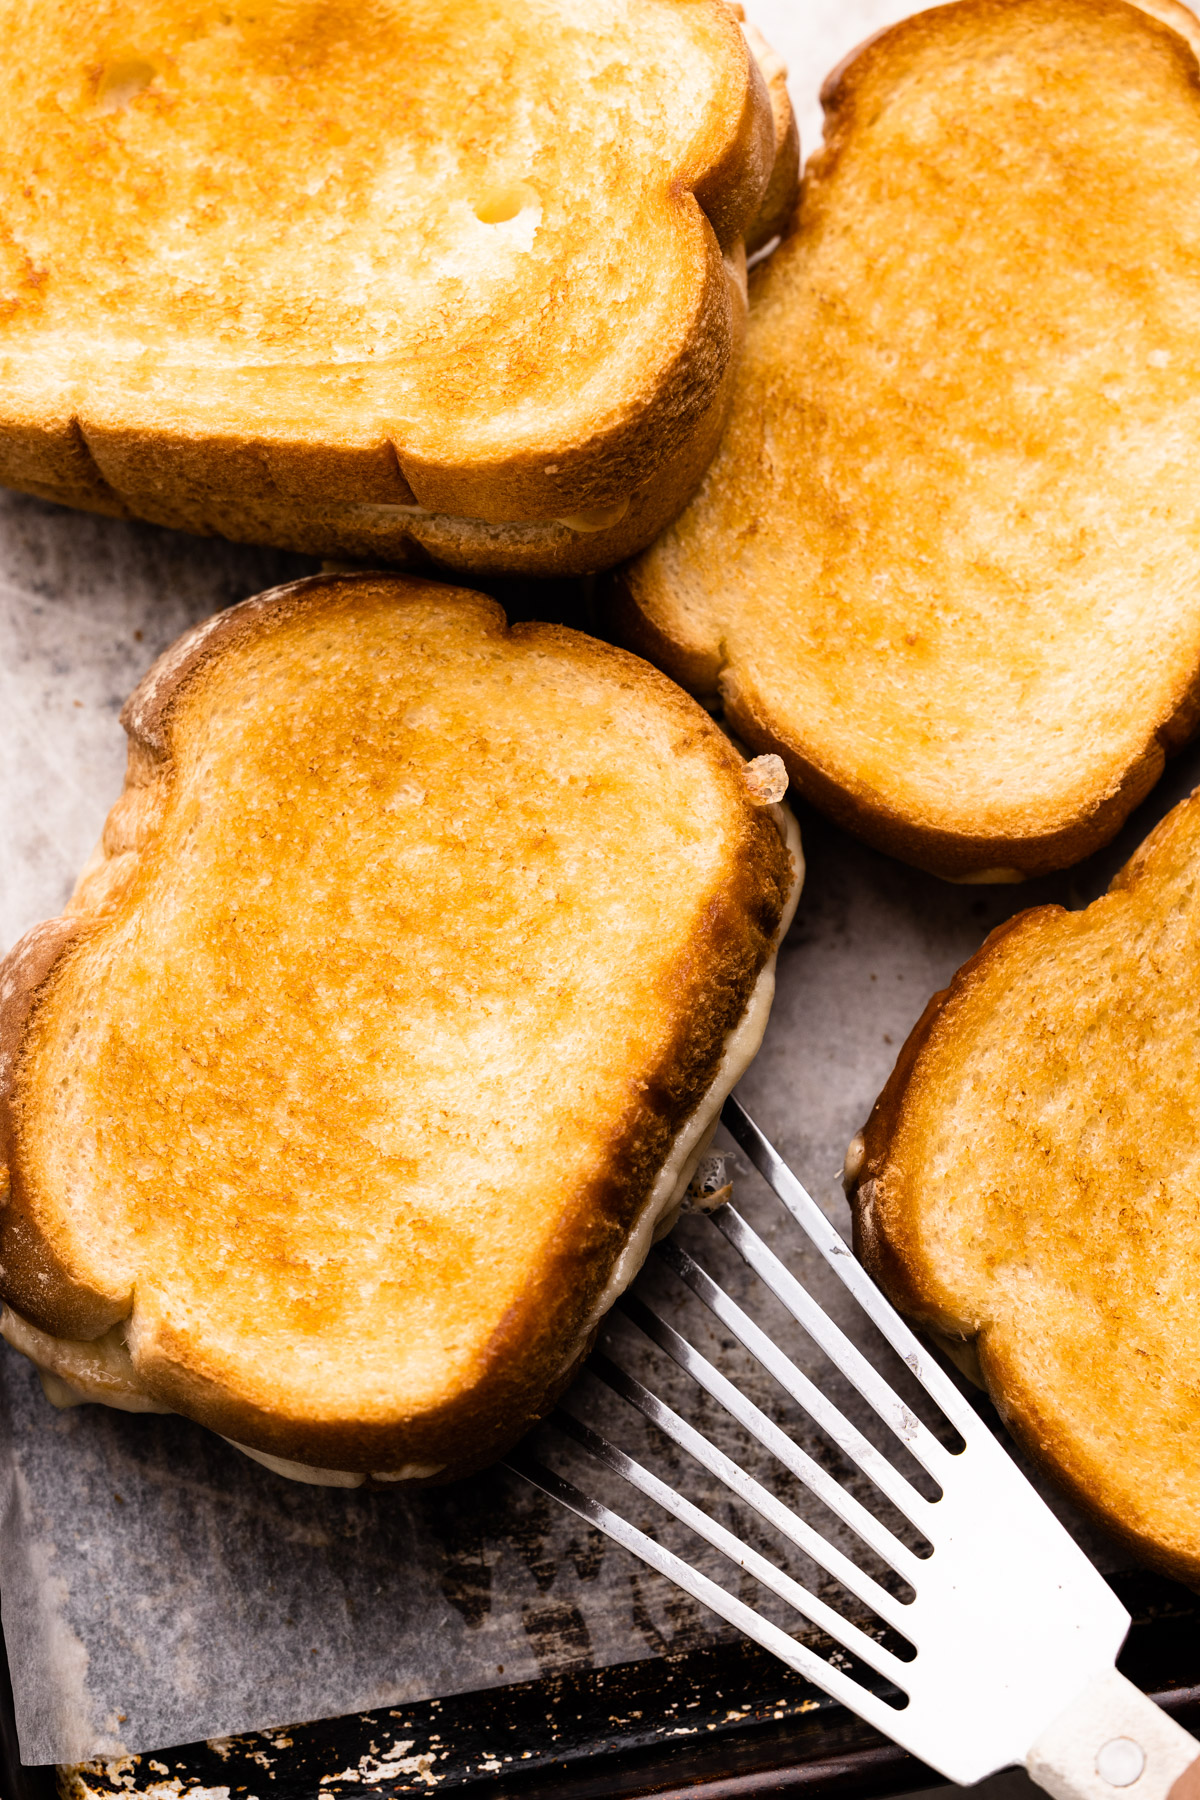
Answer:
[510,1096,1136,1787]
[646,1242,940,1556]
[508,1443,914,1718]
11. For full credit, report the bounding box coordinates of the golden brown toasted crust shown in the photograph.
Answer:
[611,0,1200,880]
[0,574,794,1476]
[0,1,797,577]
[0,918,93,1317]
[740,18,801,255]
[1137,0,1200,54]
[848,788,1200,1583]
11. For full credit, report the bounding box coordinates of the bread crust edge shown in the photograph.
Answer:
[612,545,1200,881]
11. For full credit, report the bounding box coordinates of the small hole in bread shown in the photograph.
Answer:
[474,182,539,224]
[97,55,157,112]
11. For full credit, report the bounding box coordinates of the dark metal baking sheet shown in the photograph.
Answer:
[5,1567,1200,1797]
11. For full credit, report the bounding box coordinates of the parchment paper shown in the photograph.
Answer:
[0,0,1176,1765]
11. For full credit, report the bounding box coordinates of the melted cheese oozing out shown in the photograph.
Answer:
[224,1440,445,1487]
[0,806,803,1487]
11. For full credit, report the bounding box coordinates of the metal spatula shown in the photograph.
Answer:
[505,1096,1200,1800]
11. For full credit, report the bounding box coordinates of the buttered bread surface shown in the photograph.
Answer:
[0,577,793,1476]
[0,0,793,571]
[848,788,1200,1583]
[617,0,1200,879]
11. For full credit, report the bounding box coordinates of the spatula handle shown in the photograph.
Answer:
[1027,1670,1199,1800]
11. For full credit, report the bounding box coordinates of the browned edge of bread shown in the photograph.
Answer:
[844,910,1038,1320]
[368,251,752,582]
[0,573,795,1477]
[742,15,801,254]
[615,583,1200,882]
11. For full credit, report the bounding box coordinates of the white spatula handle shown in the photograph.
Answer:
[1027,1670,1199,1800]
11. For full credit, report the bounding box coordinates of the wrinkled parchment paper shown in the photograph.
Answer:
[0,0,1173,1763]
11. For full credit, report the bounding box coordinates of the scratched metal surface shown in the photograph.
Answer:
[0,0,1189,1766]
[46,1569,1200,1798]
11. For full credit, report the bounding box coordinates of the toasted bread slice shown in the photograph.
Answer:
[845,787,1200,1582]
[0,1,797,580]
[0,575,800,1482]
[613,0,1200,880]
